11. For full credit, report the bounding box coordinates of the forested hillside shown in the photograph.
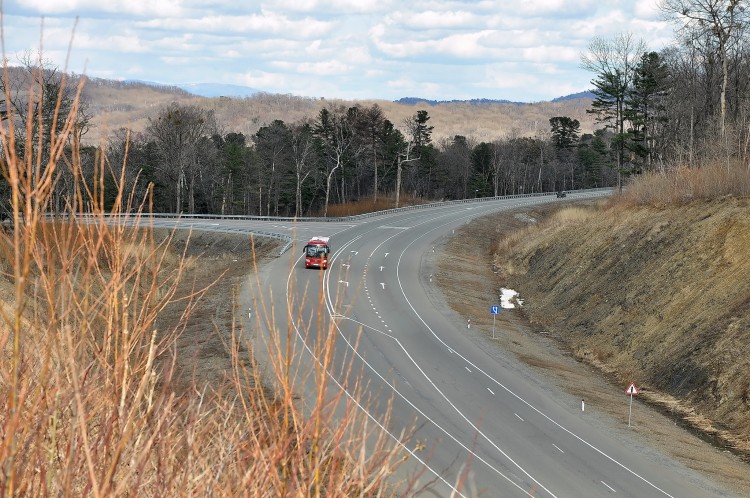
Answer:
[3,10,750,220]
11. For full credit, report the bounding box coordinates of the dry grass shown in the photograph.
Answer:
[617,160,750,207]
[492,191,750,459]
[0,59,420,496]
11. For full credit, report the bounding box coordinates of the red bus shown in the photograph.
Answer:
[304,236,331,269]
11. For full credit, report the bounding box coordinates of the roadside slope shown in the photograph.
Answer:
[435,200,750,495]
[495,199,750,451]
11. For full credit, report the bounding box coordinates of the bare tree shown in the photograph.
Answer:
[289,121,315,217]
[660,0,749,136]
[147,102,215,213]
[314,106,355,217]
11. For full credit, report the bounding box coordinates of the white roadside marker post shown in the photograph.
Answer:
[626,382,639,427]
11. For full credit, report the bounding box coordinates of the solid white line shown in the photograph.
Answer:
[515,413,524,422]
[288,237,468,497]
[301,196,608,496]
[552,443,564,454]
[601,481,616,493]
[465,366,471,373]
[487,387,495,395]
[394,219,677,498]
[322,233,539,496]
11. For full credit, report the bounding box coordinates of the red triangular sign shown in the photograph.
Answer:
[626,383,639,395]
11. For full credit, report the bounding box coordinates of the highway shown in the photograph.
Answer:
[153,191,734,497]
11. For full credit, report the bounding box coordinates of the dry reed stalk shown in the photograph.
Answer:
[0,46,423,496]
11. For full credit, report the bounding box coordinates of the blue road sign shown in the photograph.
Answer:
[490,305,500,315]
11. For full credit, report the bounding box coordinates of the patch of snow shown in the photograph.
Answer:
[500,288,523,308]
[513,213,537,224]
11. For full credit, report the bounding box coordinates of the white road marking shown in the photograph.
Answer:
[601,481,616,493]
[552,443,564,454]
[465,366,471,373]
[292,194,614,498]
[515,413,524,422]
[487,387,495,395]
[380,282,385,289]
[390,214,676,498]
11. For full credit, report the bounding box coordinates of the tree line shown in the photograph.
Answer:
[2,0,749,216]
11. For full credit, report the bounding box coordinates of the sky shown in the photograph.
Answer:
[2,1,675,102]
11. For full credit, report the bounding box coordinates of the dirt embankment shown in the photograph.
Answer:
[153,229,280,393]
[496,199,750,451]
[435,199,750,494]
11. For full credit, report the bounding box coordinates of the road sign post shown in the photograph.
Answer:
[490,305,500,339]
[626,383,639,427]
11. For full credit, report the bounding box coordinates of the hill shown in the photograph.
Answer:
[80,77,595,145]
[495,198,750,459]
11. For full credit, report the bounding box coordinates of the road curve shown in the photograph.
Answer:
[152,191,735,497]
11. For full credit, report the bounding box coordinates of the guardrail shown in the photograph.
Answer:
[48,187,614,256]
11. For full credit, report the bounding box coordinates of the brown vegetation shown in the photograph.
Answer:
[0,67,414,496]
[81,76,596,145]
[434,202,750,495]
[492,162,750,459]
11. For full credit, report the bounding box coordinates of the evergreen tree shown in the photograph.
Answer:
[627,51,670,169]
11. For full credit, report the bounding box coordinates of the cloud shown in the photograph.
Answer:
[70,31,151,54]
[19,0,183,17]
[385,10,478,30]
[262,0,394,15]
[272,59,350,76]
[2,0,678,102]
[239,71,287,89]
[136,12,332,38]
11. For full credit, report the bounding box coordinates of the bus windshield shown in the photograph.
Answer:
[306,245,329,258]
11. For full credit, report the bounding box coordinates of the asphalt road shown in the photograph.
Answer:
[153,192,735,497]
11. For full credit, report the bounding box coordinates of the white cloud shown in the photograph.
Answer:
[262,0,394,15]
[2,0,680,101]
[520,45,580,64]
[239,71,287,89]
[385,10,478,30]
[136,12,332,38]
[20,0,183,17]
[273,59,350,76]
[634,0,662,19]
[71,31,151,54]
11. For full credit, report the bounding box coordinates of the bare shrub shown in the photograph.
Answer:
[0,54,416,495]
[617,161,750,207]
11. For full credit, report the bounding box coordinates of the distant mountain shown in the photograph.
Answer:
[176,83,260,98]
[395,97,524,106]
[396,92,595,106]
[551,91,595,102]
[118,80,259,98]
